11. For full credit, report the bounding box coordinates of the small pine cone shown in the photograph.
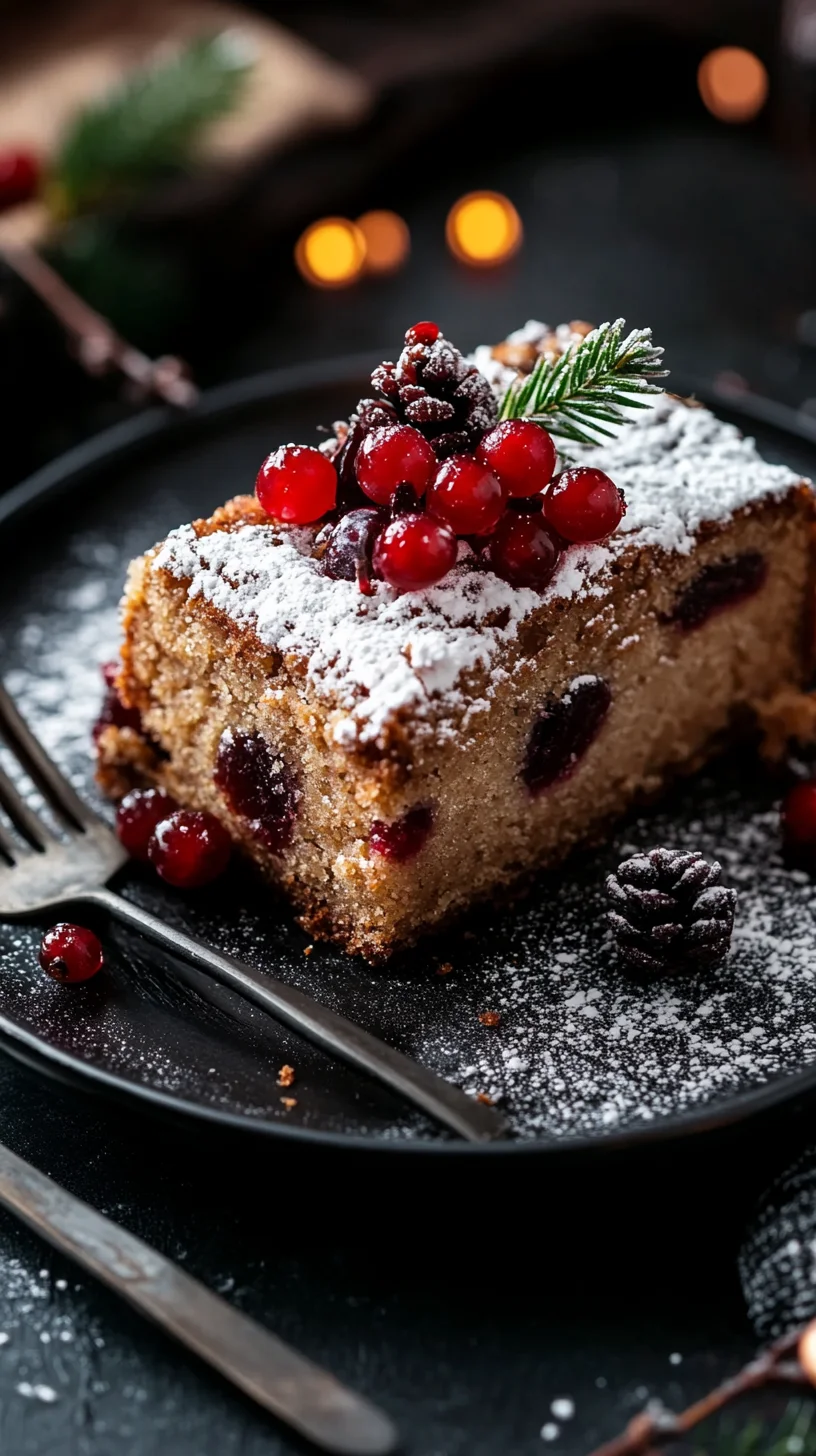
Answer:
[370,327,498,459]
[606,847,737,975]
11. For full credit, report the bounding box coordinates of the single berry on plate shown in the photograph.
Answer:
[319,507,383,594]
[0,147,40,211]
[92,661,142,742]
[478,419,556,498]
[606,847,737,975]
[523,677,611,794]
[373,513,457,592]
[148,809,232,888]
[426,454,506,536]
[543,466,625,543]
[39,923,103,984]
[214,730,299,853]
[405,321,440,346]
[487,510,562,589]
[116,787,177,861]
[370,807,433,862]
[666,553,767,631]
[781,781,816,849]
[256,444,337,524]
[355,424,437,506]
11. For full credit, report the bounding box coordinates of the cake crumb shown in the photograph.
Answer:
[277,1064,296,1087]
[303,944,314,957]
[476,1092,494,1105]
[437,962,453,975]
[280,1097,297,1110]
[479,1010,501,1027]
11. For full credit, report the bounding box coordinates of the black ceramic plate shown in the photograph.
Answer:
[3,359,816,1157]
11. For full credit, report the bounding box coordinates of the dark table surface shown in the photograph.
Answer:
[5,101,816,1454]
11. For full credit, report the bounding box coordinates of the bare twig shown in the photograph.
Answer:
[1,243,198,409]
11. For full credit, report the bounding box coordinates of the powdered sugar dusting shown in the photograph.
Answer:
[154,395,803,745]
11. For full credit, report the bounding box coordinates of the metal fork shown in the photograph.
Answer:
[0,680,508,1143]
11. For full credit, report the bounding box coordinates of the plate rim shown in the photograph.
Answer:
[4,355,816,1157]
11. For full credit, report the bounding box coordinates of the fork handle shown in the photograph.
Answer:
[84,887,509,1144]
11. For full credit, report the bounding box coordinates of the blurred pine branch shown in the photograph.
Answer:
[696,1400,816,1456]
[51,32,253,217]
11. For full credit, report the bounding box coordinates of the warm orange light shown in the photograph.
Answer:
[445,191,522,268]
[295,217,367,288]
[356,210,410,275]
[698,46,768,123]
[798,1321,816,1384]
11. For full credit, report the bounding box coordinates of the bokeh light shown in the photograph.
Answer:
[356,210,410,275]
[295,217,367,288]
[445,191,522,267]
[697,46,769,123]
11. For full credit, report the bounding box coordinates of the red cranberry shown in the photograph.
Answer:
[0,148,40,212]
[370,807,433,862]
[214,731,299,854]
[39,924,103,984]
[666,554,767,631]
[320,507,383,595]
[405,321,440,346]
[487,510,562,590]
[256,445,337,524]
[148,810,232,888]
[373,514,457,592]
[426,454,506,536]
[355,424,437,506]
[523,677,612,795]
[92,661,142,743]
[543,467,625,543]
[478,419,557,498]
[116,787,178,861]
[782,782,816,848]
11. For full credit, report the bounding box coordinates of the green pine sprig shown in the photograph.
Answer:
[498,318,668,448]
[51,32,253,217]
[695,1400,816,1456]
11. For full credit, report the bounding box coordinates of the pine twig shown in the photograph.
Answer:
[2,244,198,409]
[498,319,667,448]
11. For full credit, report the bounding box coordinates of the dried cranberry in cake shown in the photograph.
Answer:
[214,730,299,853]
[355,424,437,506]
[256,444,337,524]
[667,553,767,631]
[370,807,433,862]
[320,508,383,595]
[116,787,177,861]
[405,321,440,346]
[781,782,816,848]
[543,467,625,543]
[523,677,612,795]
[478,420,557,498]
[373,513,457,592]
[39,924,103,984]
[426,455,506,536]
[148,810,232,888]
[92,661,142,743]
[487,510,561,590]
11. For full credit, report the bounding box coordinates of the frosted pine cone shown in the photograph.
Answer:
[606,847,737,975]
[372,327,498,459]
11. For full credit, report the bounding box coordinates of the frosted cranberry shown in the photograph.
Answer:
[320,508,383,595]
[543,467,625,543]
[0,148,39,211]
[116,787,177,861]
[478,419,556,498]
[782,782,816,848]
[355,425,437,506]
[667,553,767,631]
[256,444,337,524]
[370,807,433,862]
[214,731,299,853]
[93,661,142,743]
[149,810,232,888]
[405,321,440,346]
[426,454,506,536]
[487,511,562,590]
[373,514,457,592]
[39,924,103,984]
[523,677,612,795]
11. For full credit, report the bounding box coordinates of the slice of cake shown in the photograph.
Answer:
[97,319,816,960]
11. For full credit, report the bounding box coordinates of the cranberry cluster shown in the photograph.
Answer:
[255,322,626,595]
[116,786,231,888]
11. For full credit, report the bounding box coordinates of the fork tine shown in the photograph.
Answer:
[0,680,95,833]
[0,761,50,850]
[0,809,18,863]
